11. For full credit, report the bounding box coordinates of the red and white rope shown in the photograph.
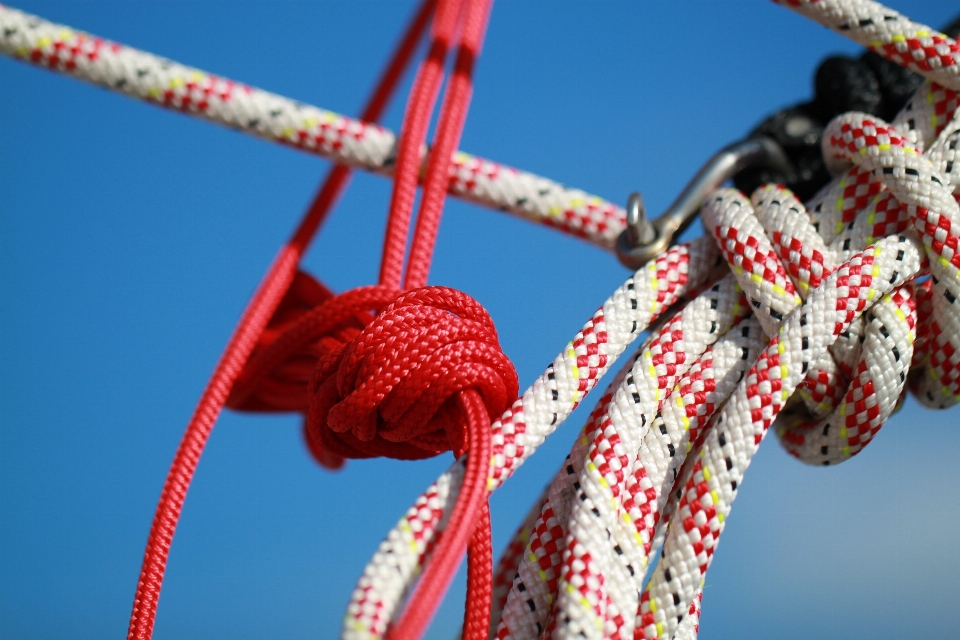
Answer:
[777,0,960,92]
[343,238,724,638]
[7,0,960,638]
[0,4,626,250]
[491,104,957,639]
[483,6,959,639]
[634,106,958,639]
[637,234,924,640]
[336,3,960,637]
[346,90,958,634]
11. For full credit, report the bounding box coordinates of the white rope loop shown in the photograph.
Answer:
[343,239,724,638]
[639,232,924,639]
[493,105,959,640]
[704,190,851,419]
[749,184,917,464]
[712,185,918,466]
[631,107,960,640]
[824,110,960,407]
[495,310,765,639]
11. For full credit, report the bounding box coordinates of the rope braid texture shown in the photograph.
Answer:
[486,12,960,640]
[118,0,511,637]
[4,0,960,639]
[0,4,624,251]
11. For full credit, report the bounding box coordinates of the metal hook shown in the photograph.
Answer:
[616,136,791,270]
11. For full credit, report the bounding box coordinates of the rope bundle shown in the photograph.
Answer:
[4,0,960,639]
[487,102,959,640]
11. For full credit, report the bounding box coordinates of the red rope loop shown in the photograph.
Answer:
[126,0,499,636]
[227,273,518,470]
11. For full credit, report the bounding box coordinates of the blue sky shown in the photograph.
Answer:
[2,1,958,639]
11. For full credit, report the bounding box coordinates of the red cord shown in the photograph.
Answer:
[378,0,464,290]
[387,389,493,640]
[403,0,492,290]
[381,0,497,636]
[126,2,434,637]
[463,501,494,640]
[129,0,501,637]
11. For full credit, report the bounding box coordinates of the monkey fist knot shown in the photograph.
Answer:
[227,272,518,470]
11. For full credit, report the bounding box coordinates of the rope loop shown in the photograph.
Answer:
[492,93,959,640]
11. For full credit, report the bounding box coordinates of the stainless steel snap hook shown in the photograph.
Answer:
[616,136,791,270]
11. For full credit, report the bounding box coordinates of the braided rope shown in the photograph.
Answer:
[634,107,958,639]
[778,0,960,92]
[489,99,958,640]
[0,5,626,251]
[825,112,960,406]
[526,277,752,638]
[343,238,723,638]
[7,0,960,637]
[638,233,924,639]
[340,4,960,635]
[8,0,953,258]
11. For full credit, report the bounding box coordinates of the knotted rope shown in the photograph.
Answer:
[126,0,507,638]
[489,99,959,640]
[226,277,517,468]
[6,0,958,638]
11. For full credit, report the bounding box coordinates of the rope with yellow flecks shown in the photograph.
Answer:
[338,4,960,638]
[0,4,625,250]
[5,1,960,638]
[487,104,956,640]
[639,110,957,640]
[777,0,960,92]
[343,238,725,639]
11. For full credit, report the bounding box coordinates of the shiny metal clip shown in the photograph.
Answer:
[616,136,790,270]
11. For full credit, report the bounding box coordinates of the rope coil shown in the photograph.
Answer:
[5,1,960,639]
[488,100,960,640]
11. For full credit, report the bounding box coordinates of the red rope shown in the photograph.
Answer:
[380,1,498,637]
[403,0,491,290]
[378,0,464,289]
[126,2,434,637]
[233,0,500,634]
[128,0,502,637]
[388,389,493,640]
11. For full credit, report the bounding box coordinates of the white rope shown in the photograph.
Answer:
[485,98,959,640]
[6,1,959,638]
[0,4,626,251]
[777,0,960,92]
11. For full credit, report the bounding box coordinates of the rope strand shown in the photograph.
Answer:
[125,2,434,636]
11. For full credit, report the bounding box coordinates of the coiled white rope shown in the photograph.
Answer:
[360,105,957,640]
[337,2,960,637]
[4,1,959,638]
[487,99,958,640]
